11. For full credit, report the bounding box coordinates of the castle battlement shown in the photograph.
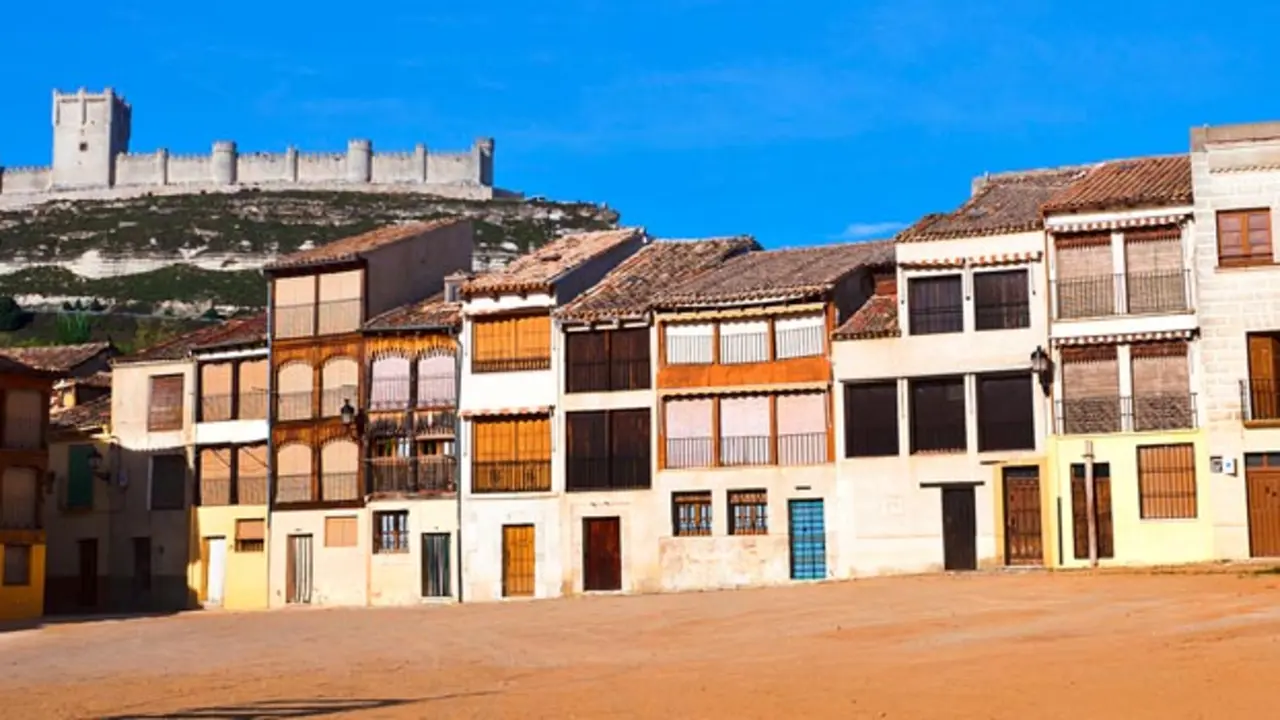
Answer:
[0,87,499,203]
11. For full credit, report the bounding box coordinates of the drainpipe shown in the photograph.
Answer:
[452,325,464,604]
[1083,439,1098,568]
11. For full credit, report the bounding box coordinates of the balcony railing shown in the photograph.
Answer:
[472,355,552,374]
[276,391,313,421]
[368,456,457,496]
[0,496,39,530]
[1055,394,1197,434]
[1241,379,1280,422]
[369,378,411,412]
[2,411,44,450]
[471,460,552,493]
[778,432,828,465]
[417,373,457,407]
[321,386,358,417]
[566,456,652,491]
[273,472,359,504]
[200,391,269,422]
[1054,270,1191,319]
[666,437,714,469]
[720,435,770,466]
[199,475,269,506]
[274,474,312,504]
[317,298,362,336]
[415,410,457,437]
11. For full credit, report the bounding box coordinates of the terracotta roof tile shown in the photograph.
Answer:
[899,166,1088,242]
[122,314,267,363]
[557,237,760,323]
[51,395,111,432]
[655,240,894,308]
[0,355,60,378]
[0,342,113,373]
[1041,155,1192,214]
[833,294,900,340]
[265,218,466,271]
[461,228,644,298]
[363,293,462,331]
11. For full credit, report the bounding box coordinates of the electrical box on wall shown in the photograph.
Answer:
[1222,457,1238,476]
[1211,456,1223,473]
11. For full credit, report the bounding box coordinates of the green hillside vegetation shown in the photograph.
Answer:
[0,265,266,307]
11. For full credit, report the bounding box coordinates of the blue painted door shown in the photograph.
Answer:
[788,499,827,580]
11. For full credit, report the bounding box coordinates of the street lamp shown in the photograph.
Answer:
[340,398,357,427]
[1030,345,1053,395]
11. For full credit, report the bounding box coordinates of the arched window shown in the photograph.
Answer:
[321,356,358,417]
[276,362,312,421]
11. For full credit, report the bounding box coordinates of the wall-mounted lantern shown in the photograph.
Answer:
[1030,345,1053,395]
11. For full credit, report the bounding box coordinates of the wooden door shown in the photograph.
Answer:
[1246,457,1280,557]
[1002,467,1043,566]
[206,538,227,606]
[132,537,152,602]
[502,524,536,597]
[421,533,451,598]
[1071,464,1115,559]
[582,517,622,591]
[941,486,977,571]
[286,534,313,604]
[77,538,98,608]
[788,499,827,580]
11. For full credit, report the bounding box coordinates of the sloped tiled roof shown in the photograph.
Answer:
[0,355,60,378]
[833,294,900,340]
[1041,155,1192,214]
[461,228,644,298]
[122,314,267,364]
[557,237,760,323]
[364,293,462,331]
[265,218,465,271]
[654,240,894,308]
[51,395,111,433]
[898,166,1089,242]
[0,341,113,374]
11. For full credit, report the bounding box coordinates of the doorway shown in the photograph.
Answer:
[941,486,977,571]
[421,532,451,598]
[582,517,622,592]
[77,538,98,608]
[204,537,227,607]
[286,534,313,604]
[788,499,827,580]
[502,524,535,597]
[1245,453,1280,557]
[1002,467,1043,566]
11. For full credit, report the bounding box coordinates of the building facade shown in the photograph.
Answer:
[651,242,890,589]
[1043,155,1212,568]
[190,316,270,610]
[0,358,56,622]
[834,169,1071,575]
[553,237,757,595]
[457,228,646,602]
[1191,122,1280,560]
[265,219,472,607]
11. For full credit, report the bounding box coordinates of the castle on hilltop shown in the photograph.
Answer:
[0,88,500,204]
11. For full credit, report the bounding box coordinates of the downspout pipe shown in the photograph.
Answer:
[264,275,277,596]
[452,324,464,604]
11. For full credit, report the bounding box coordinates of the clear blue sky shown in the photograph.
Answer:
[2,0,1278,247]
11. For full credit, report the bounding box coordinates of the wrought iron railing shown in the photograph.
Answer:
[1055,394,1197,434]
[565,455,651,491]
[1054,270,1191,319]
[367,457,457,496]
[720,435,771,466]
[472,355,551,374]
[200,390,269,422]
[317,298,362,335]
[471,460,552,493]
[274,303,315,339]
[665,437,714,469]
[778,432,828,465]
[1243,378,1280,422]
[276,391,312,421]
[199,475,269,506]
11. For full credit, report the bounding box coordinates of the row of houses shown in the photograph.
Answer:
[7,118,1280,619]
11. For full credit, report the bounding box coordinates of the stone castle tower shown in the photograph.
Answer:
[52,88,133,189]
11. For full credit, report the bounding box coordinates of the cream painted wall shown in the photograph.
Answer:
[367,499,459,606]
[190,506,269,610]
[459,496,562,602]
[559,492,664,594]
[268,509,369,608]
[1048,431,1214,568]
[654,464,838,590]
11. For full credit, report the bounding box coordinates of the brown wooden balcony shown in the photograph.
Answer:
[367,456,457,497]
[471,460,551,493]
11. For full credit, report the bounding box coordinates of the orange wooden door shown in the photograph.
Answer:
[502,524,536,597]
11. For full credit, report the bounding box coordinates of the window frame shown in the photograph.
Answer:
[373,510,411,553]
[1136,443,1198,520]
[148,454,187,511]
[565,408,652,492]
[2,544,31,586]
[843,381,900,458]
[671,491,712,537]
[908,376,967,454]
[976,372,1035,452]
[727,489,768,535]
[564,328,651,394]
[1217,208,1273,268]
[907,274,964,336]
[147,374,185,432]
[471,314,552,374]
[234,519,266,553]
[973,269,1031,332]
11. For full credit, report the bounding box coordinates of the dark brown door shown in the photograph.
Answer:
[1071,463,1115,559]
[1246,461,1280,557]
[941,486,977,571]
[77,539,98,608]
[1002,467,1043,566]
[583,517,622,591]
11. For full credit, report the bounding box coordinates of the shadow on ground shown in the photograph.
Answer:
[0,609,184,635]
[99,693,497,719]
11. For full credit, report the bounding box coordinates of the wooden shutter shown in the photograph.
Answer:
[611,408,651,489]
[609,328,650,390]
[565,332,608,393]
[148,375,184,431]
[324,516,357,547]
[1137,444,1197,519]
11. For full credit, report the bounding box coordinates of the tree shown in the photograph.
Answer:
[0,296,27,332]
[56,312,94,344]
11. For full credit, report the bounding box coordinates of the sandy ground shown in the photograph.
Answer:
[3,566,1280,719]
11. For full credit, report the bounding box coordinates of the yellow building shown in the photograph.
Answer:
[1041,155,1213,568]
[188,315,270,610]
[0,356,58,622]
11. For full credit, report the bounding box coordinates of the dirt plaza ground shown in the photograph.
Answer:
[3,566,1280,719]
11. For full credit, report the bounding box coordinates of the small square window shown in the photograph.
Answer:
[78,142,89,152]
[3,544,32,586]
